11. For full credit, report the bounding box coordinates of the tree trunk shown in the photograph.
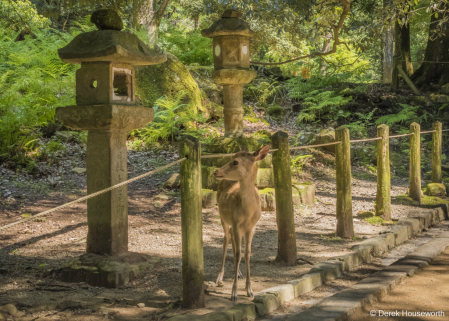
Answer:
[382,25,394,83]
[411,5,449,89]
[320,32,332,76]
[134,0,171,46]
[382,0,393,83]
[194,14,199,30]
[395,21,413,77]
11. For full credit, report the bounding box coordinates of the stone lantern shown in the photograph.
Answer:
[201,9,256,137]
[55,9,166,287]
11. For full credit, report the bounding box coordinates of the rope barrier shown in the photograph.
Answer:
[200,149,279,159]
[443,129,449,132]
[1,125,446,231]
[289,141,341,150]
[0,158,186,231]
[389,133,414,138]
[350,137,382,143]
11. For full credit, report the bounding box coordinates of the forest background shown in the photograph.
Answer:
[1,0,449,183]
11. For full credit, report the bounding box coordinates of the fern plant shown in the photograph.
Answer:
[296,90,352,123]
[0,26,77,162]
[375,104,423,126]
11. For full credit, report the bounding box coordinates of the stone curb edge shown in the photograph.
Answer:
[167,204,449,321]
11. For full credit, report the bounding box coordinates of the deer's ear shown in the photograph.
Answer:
[254,145,270,161]
[239,145,249,152]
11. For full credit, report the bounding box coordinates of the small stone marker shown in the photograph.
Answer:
[137,303,145,308]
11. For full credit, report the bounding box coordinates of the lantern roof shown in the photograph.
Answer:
[201,10,254,38]
[58,10,166,65]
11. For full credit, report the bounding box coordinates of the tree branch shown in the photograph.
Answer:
[251,0,351,66]
[155,0,171,27]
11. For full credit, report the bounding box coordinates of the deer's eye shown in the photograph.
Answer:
[233,160,239,166]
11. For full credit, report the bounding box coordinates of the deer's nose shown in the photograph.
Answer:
[213,170,219,177]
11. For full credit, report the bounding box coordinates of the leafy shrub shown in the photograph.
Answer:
[0,25,77,163]
[245,80,284,106]
[157,27,213,66]
[295,90,352,123]
[375,104,424,126]
[291,154,313,176]
[130,92,210,147]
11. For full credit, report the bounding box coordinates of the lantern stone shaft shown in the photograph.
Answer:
[202,9,256,137]
[56,10,166,257]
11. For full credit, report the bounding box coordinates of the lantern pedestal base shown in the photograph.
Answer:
[61,252,160,288]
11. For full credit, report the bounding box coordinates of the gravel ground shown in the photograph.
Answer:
[0,135,430,320]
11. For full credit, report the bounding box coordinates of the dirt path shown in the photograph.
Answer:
[349,247,449,321]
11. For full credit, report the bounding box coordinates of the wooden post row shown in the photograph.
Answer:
[376,124,391,220]
[432,121,442,183]
[409,123,421,204]
[272,131,297,265]
[179,136,205,308]
[335,126,354,239]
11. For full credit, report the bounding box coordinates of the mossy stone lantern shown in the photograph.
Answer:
[202,9,257,137]
[55,9,166,287]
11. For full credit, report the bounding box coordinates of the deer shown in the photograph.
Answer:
[213,144,270,302]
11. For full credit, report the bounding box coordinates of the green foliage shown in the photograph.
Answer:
[0,26,77,162]
[244,80,283,106]
[291,154,313,176]
[295,90,352,123]
[365,216,383,225]
[0,0,50,33]
[157,27,213,66]
[129,92,213,148]
[375,104,424,126]
[266,104,285,120]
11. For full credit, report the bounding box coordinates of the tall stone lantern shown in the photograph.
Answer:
[55,9,166,287]
[201,9,257,137]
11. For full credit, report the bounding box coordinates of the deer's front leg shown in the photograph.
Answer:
[230,227,244,279]
[216,222,230,284]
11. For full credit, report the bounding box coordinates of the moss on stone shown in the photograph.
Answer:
[135,54,208,115]
[292,183,316,205]
[202,189,217,208]
[255,168,275,188]
[205,136,262,154]
[365,216,383,225]
[425,183,446,197]
[244,116,269,126]
[259,188,275,211]
[201,166,219,190]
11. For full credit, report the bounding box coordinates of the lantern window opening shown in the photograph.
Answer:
[112,67,132,102]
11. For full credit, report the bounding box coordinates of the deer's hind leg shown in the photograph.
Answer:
[216,220,230,284]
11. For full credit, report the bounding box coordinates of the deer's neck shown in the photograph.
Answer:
[238,164,258,212]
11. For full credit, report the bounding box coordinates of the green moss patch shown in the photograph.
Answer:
[365,216,384,225]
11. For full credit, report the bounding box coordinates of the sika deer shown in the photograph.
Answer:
[214,145,270,302]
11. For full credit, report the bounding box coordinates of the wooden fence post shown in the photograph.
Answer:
[335,126,354,239]
[272,131,297,266]
[376,124,391,220]
[432,121,442,183]
[409,122,421,204]
[179,135,204,308]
